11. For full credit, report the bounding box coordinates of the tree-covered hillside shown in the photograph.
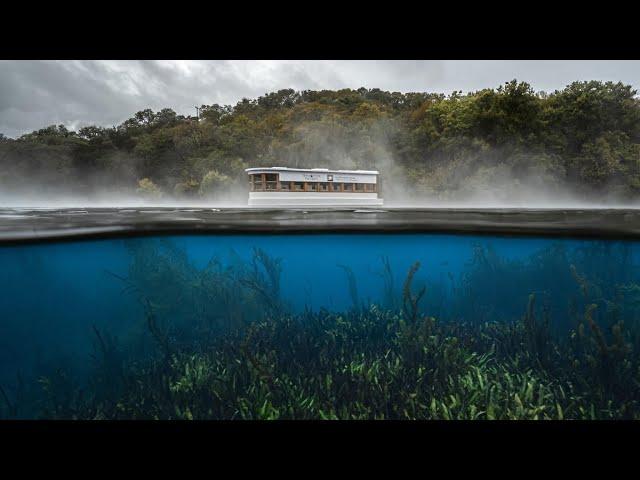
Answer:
[1,80,639,203]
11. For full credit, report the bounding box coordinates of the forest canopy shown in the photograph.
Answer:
[1,80,639,203]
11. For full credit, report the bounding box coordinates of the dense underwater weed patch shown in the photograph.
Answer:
[2,239,640,419]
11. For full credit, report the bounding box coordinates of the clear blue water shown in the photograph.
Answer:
[1,232,639,417]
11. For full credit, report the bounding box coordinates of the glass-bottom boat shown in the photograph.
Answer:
[246,167,384,207]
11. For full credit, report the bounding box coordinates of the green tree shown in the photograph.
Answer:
[199,169,230,198]
[136,178,163,199]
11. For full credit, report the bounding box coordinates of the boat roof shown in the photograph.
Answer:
[245,166,380,175]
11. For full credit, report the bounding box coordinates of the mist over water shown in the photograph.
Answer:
[1,134,637,209]
[1,186,638,210]
[2,146,640,211]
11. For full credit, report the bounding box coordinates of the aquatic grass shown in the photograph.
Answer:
[8,238,640,420]
[0,373,24,419]
[240,247,284,316]
[377,255,396,311]
[337,264,360,311]
[402,261,425,326]
[25,298,640,419]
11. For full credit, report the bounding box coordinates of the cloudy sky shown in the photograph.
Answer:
[1,60,639,138]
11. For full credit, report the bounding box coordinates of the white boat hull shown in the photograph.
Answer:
[248,191,383,207]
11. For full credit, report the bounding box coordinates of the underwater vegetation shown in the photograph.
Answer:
[2,236,640,419]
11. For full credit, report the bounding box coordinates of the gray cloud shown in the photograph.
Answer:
[1,60,639,138]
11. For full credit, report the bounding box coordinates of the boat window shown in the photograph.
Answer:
[319,182,329,191]
[253,174,264,191]
[280,181,290,191]
[264,173,278,191]
[293,182,304,191]
[355,183,364,192]
[331,183,342,192]
[308,182,318,191]
[344,183,353,192]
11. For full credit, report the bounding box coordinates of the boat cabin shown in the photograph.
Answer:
[245,167,383,207]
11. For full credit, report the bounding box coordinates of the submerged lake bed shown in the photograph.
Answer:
[1,208,640,419]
